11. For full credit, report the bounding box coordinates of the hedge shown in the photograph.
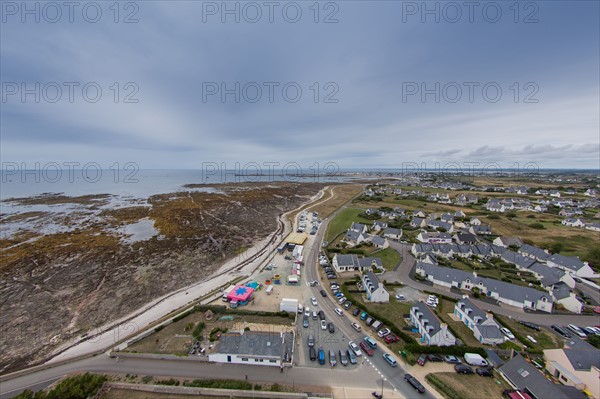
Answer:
[426,374,463,399]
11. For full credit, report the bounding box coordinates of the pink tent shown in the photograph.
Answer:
[227,285,254,304]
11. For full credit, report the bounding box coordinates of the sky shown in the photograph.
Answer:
[1,0,599,170]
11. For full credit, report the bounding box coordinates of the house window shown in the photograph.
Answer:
[259,359,264,362]
[269,359,277,363]
[241,358,249,362]
[254,359,259,362]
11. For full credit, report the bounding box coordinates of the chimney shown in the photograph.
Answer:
[440,323,449,337]
[473,271,478,278]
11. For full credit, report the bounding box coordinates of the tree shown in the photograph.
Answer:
[548,242,564,254]
[585,247,600,270]
[588,334,600,349]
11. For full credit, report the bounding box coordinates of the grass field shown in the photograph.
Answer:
[427,371,511,399]
[374,247,402,271]
[308,184,363,219]
[494,314,563,351]
[324,207,374,242]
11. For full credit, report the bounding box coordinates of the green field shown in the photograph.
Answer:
[374,247,402,271]
[325,207,373,242]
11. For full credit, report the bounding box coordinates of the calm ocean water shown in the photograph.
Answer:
[0,169,351,201]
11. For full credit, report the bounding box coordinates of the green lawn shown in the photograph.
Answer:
[494,314,563,351]
[325,207,373,242]
[374,247,402,271]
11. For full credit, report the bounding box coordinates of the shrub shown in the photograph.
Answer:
[406,344,487,358]
[157,378,180,386]
[192,322,206,340]
[141,376,153,384]
[426,374,462,399]
[488,214,500,219]
[528,223,545,230]
[16,373,108,399]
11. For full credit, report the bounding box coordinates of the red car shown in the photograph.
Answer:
[384,334,400,344]
[594,306,600,315]
[359,341,374,356]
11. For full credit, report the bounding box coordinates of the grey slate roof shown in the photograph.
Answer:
[371,236,386,247]
[350,222,367,232]
[528,262,565,287]
[216,331,288,358]
[344,230,363,242]
[364,271,381,291]
[551,282,572,301]
[548,254,586,272]
[417,263,553,305]
[412,301,442,337]
[563,338,600,371]
[359,257,383,269]
[383,227,402,236]
[456,232,478,243]
[335,254,358,267]
[519,244,550,261]
[499,354,582,399]
[501,251,536,269]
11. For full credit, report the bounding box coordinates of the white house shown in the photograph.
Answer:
[208,331,293,367]
[332,254,383,273]
[562,218,586,228]
[371,221,388,232]
[470,217,482,226]
[551,283,584,314]
[410,301,456,346]
[383,227,403,241]
[362,271,389,303]
[454,297,505,345]
[342,230,367,247]
[370,235,389,249]
[547,254,596,278]
[585,222,600,232]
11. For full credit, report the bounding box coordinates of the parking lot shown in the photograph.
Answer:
[295,299,362,369]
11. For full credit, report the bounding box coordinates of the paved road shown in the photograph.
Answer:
[299,206,437,399]
[384,241,600,327]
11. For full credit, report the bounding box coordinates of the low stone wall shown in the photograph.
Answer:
[100,381,311,398]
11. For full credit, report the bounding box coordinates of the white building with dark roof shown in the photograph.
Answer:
[209,331,294,367]
[410,301,456,346]
[454,297,505,345]
[362,271,389,303]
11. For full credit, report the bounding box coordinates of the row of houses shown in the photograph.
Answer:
[415,263,555,312]
[561,218,600,231]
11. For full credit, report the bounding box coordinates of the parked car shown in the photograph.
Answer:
[359,341,374,356]
[312,311,318,320]
[567,324,587,338]
[343,301,353,310]
[382,353,398,367]
[551,324,571,338]
[328,322,336,333]
[359,311,368,320]
[321,320,327,330]
[352,308,360,316]
[347,349,358,364]
[338,297,347,305]
[349,341,363,357]
[303,317,309,328]
[334,308,344,316]
[500,327,515,340]
[404,374,426,394]
[443,355,461,364]
[518,320,541,331]
[384,334,399,344]
[395,294,405,301]
[454,364,474,374]
[476,367,493,377]
[377,328,391,338]
[318,310,325,320]
[311,297,318,306]
[365,317,375,326]
[427,354,444,362]
[318,348,325,364]
[363,336,378,349]
[351,322,362,332]
[339,350,349,366]
[417,354,428,366]
[308,335,314,347]
[309,347,317,361]
[329,350,337,366]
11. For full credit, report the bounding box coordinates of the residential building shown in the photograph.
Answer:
[383,227,403,241]
[499,354,587,399]
[547,254,596,278]
[370,235,389,249]
[493,236,524,248]
[562,218,586,228]
[551,283,583,314]
[544,338,600,399]
[371,221,388,232]
[410,301,456,346]
[343,229,367,247]
[362,271,389,302]
[453,232,478,244]
[585,222,600,232]
[416,231,453,244]
[332,254,383,273]
[415,263,554,312]
[454,297,505,345]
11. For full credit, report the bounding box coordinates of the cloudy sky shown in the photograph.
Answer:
[1,1,599,170]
